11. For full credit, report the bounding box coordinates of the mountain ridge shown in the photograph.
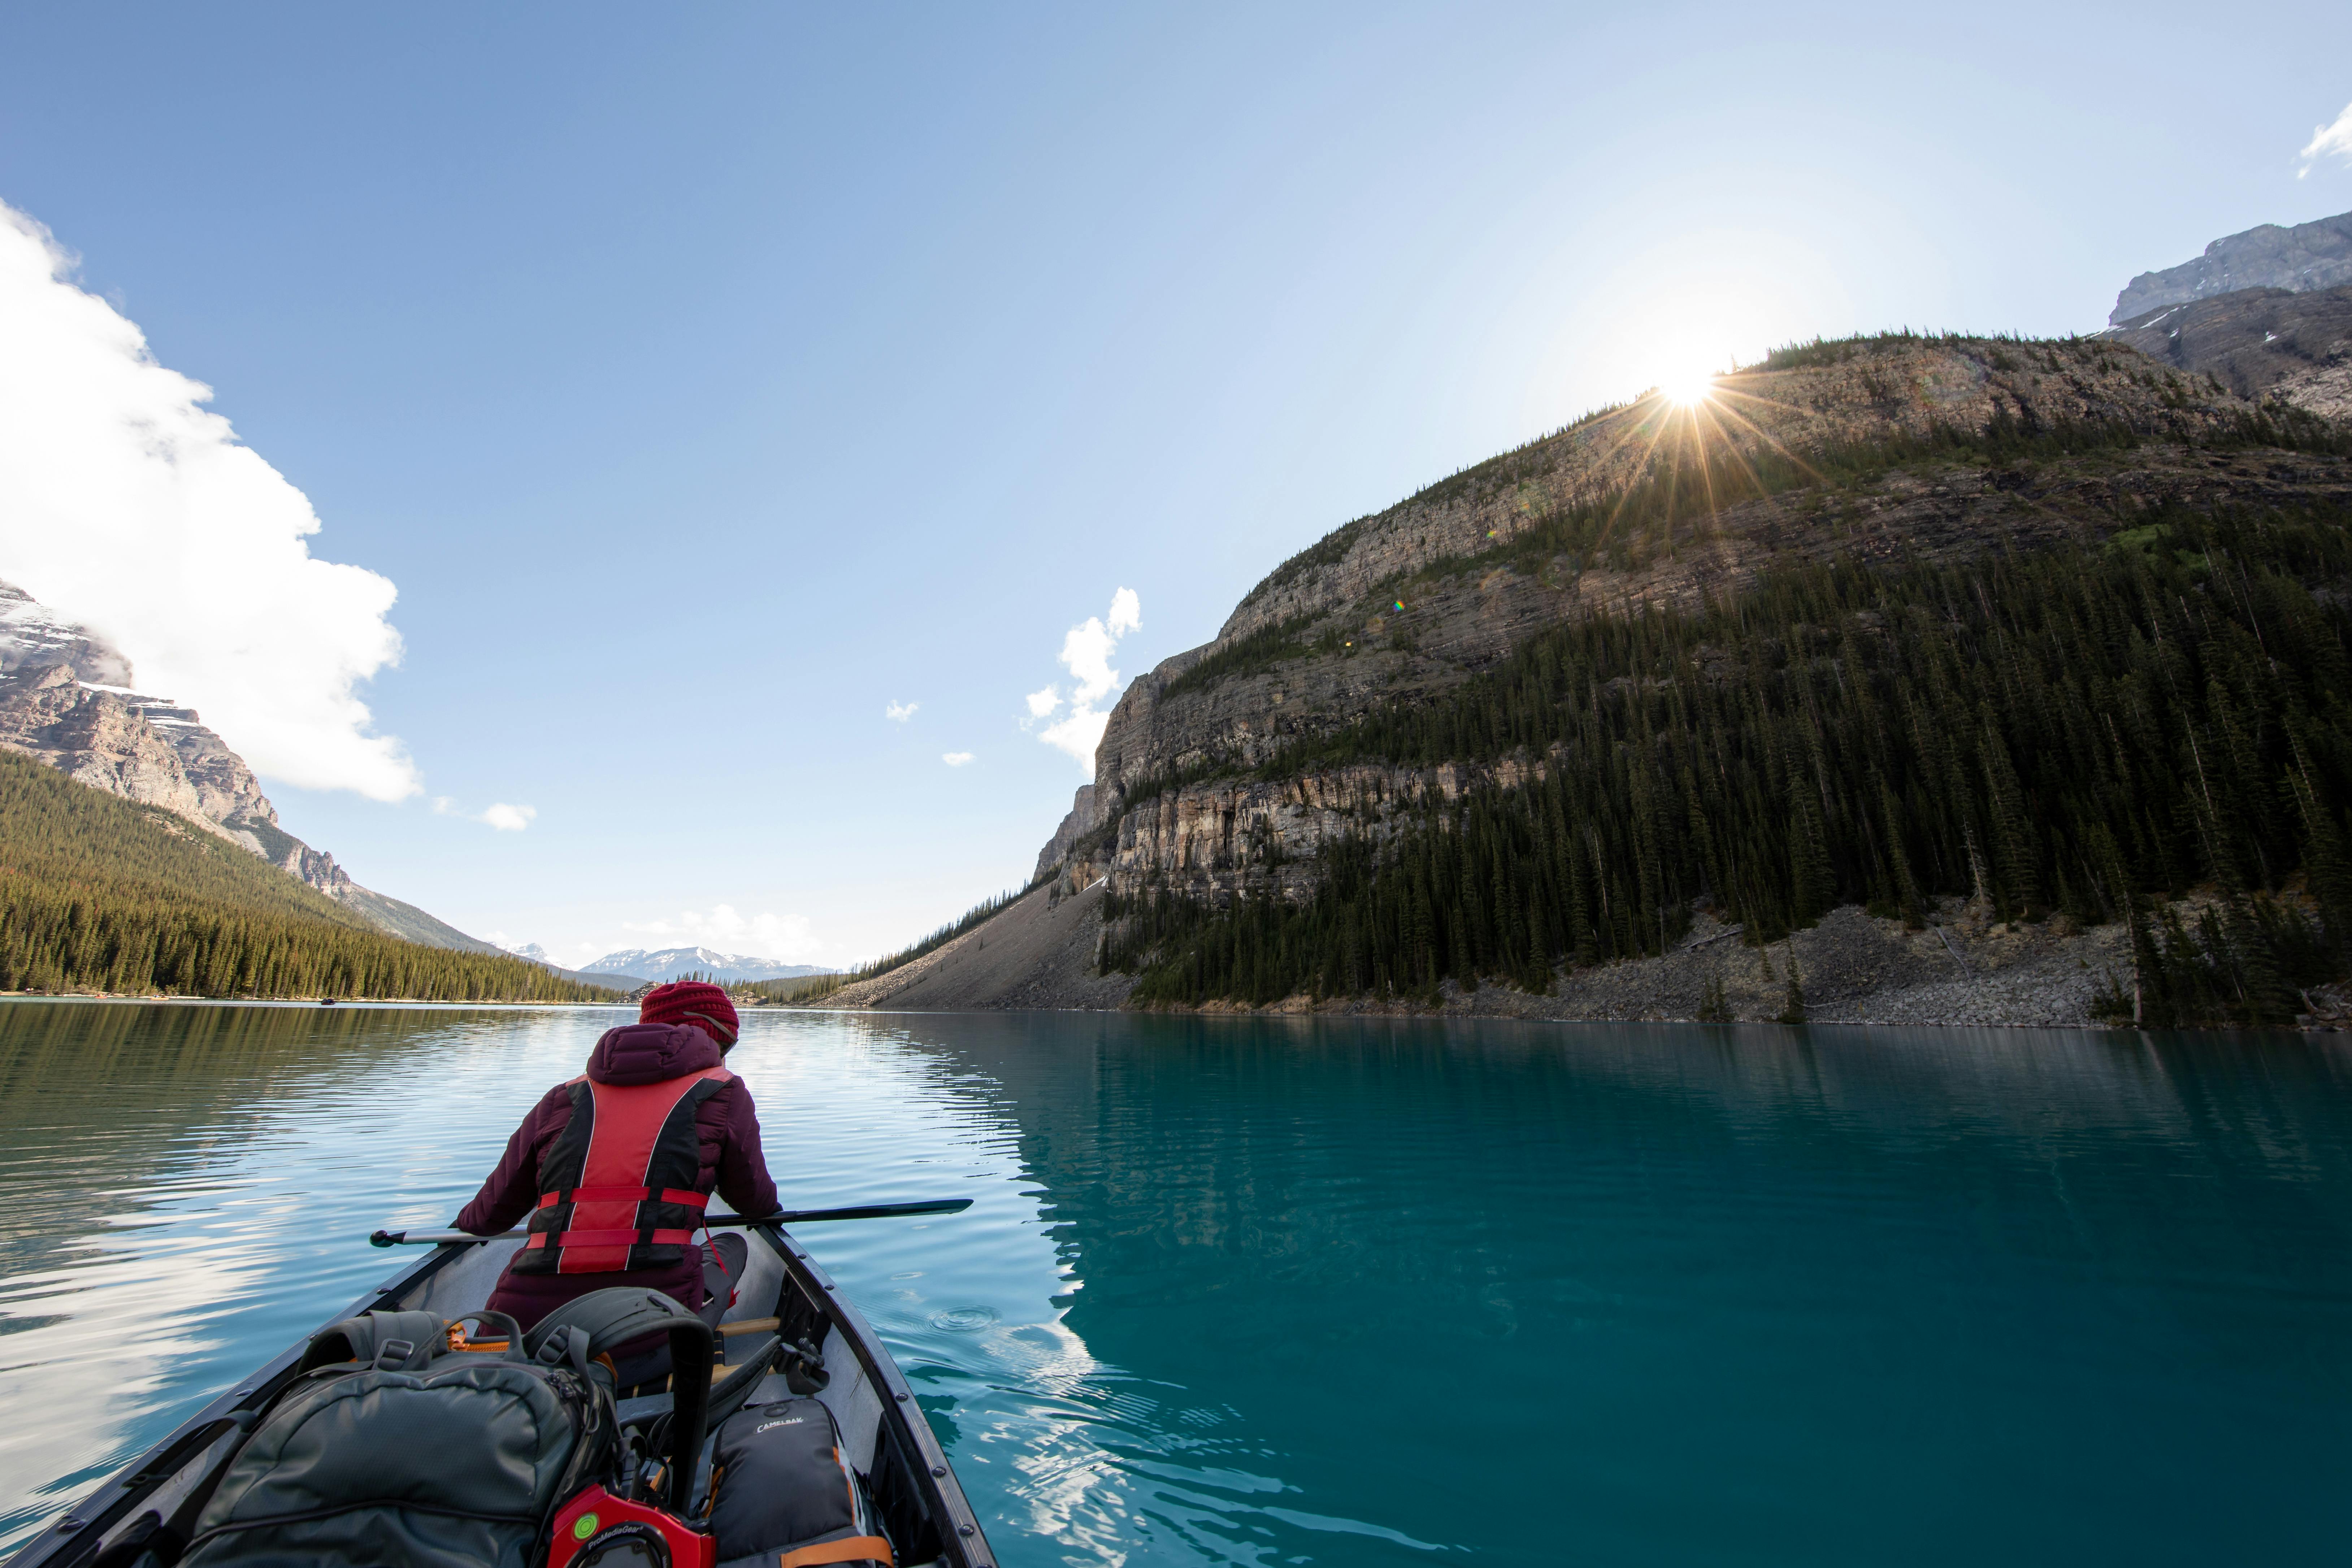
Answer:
[581,945,829,986]
[0,746,612,1000]
[800,252,2352,1026]
[2110,209,2352,324]
[0,581,498,955]
[2100,284,2352,420]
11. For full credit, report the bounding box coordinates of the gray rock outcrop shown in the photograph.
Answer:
[2110,210,2352,325]
[0,661,270,842]
[2101,283,2352,420]
[1030,784,1099,884]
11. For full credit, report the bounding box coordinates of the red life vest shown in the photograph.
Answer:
[514,1065,735,1276]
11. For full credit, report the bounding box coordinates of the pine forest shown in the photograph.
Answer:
[0,750,616,1001]
[1105,493,2352,1029]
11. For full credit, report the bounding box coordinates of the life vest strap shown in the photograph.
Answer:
[538,1186,708,1209]
[525,1227,699,1250]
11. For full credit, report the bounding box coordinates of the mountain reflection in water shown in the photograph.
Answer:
[2,1003,2347,1565]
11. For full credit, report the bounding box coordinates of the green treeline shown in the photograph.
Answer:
[0,750,615,1001]
[1107,500,2352,1026]
[847,881,1038,986]
[749,971,850,1003]
[1158,615,1318,703]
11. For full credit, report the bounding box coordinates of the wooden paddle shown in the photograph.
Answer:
[369,1197,972,1247]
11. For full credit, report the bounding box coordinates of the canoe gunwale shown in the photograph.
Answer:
[758,1221,995,1568]
[9,1230,998,1568]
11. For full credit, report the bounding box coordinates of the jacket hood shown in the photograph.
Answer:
[586,1021,726,1086]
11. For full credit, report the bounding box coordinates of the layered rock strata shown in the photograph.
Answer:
[0,661,275,847]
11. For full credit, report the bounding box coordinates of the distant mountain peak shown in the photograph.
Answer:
[0,581,134,687]
[2111,209,2352,324]
[582,945,829,985]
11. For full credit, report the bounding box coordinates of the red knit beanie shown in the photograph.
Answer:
[640,980,739,1049]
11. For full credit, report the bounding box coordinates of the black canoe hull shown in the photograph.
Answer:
[7,1225,996,1568]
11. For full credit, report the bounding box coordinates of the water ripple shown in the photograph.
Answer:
[5,1004,2352,1565]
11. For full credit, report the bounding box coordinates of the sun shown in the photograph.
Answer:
[1659,368,1717,407]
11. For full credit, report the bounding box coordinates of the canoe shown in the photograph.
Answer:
[9,1222,998,1568]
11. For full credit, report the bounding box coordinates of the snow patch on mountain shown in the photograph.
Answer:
[582,946,833,985]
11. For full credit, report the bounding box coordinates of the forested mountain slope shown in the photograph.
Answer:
[0,581,503,955]
[1023,331,2352,1026]
[0,749,615,1000]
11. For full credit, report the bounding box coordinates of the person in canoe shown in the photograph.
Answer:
[455,980,777,1369]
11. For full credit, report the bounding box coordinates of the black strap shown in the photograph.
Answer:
[298,1309,447,1374]
[524,1288,715,1509]
[701,1336,786,1433]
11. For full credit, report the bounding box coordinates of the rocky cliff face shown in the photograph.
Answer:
[2110,210,2352,324]
[1032,332,2352,920]
[1030,784,1099,883]
[0,662,277,845]
[0,582,493,953]
[2102,283,2352,421]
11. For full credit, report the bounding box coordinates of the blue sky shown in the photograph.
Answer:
[3,3,2349,967]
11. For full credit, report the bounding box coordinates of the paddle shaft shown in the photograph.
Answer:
[369,1197,971,1247]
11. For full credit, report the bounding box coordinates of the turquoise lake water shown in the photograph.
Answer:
[1,1002,2347,1564]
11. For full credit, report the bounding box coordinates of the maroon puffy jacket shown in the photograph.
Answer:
[456,1021,779,1330]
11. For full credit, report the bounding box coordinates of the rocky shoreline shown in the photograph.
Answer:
[1197,901,2136,1028]
[791,883,2350,1032]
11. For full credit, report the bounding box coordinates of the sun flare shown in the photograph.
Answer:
[1660,369,1717,407]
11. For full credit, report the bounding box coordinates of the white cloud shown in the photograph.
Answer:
[1034,588,1140,770]
[0,200,418,800]
[435,796,534,831]
[942,751,975,766]
[617,903,826,963]
[2300,102,2352,176]
[1059,620,1120,705]
[885,700,918,722]
[1039,707,1110,769]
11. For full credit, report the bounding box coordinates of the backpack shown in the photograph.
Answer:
[179,1292,715,1568]
[704,1398,892,1568]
